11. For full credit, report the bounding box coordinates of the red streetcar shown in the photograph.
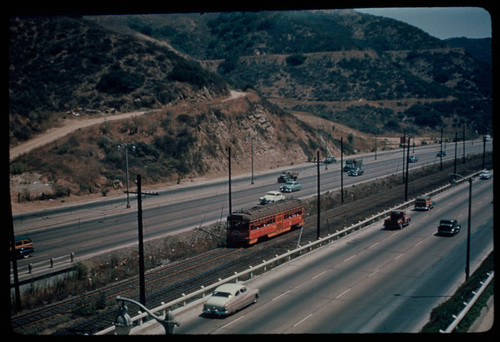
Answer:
[227,199,305,246]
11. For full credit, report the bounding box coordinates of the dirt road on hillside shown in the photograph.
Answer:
[9,110,154,160]
[10,91,248,161]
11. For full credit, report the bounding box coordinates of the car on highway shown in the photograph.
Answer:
[437,218,461,236]
[280,180,302,193]
[436,150,446,157]
[324,156,336,164]
[10,236,35,259]
[414,195,435,211]
[409,155,418,163]
[259,191,285,204]
[479,170,492,179]
[203,283,259,316]
[347,167,364,176]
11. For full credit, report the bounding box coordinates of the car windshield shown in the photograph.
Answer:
[212,291,232,298]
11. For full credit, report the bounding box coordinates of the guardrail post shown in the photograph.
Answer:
[50,258,54,268]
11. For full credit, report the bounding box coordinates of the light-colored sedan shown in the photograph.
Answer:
[479,170,492,179]
[203,283,259,316]
[259,190,285,204]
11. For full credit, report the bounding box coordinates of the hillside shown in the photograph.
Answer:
[11,89,379,206]
[89,10,491,137]
[9,11,493,205]
[9,15,228,146]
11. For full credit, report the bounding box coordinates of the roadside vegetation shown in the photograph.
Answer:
[421,251,494,332]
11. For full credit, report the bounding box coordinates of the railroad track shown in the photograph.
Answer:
[11,156,491,335]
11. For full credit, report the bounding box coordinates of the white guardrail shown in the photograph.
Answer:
[96,171,481,335]
[441,271,494,333]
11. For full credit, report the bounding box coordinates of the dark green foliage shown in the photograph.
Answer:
[97,68,144,94]
[285,54,307,66]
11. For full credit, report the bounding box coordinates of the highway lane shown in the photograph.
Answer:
[171,176,493,334]
[13,140,491,265]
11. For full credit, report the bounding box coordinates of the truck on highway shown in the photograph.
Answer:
[384,210,411,230]
[343,159,363,172]
[414,195,435,211]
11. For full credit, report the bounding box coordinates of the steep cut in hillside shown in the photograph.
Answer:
[12,90,364,200]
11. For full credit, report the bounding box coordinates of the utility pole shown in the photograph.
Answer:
[454,132,458,175]
[402,131,406,182]
[405,137,410,201]
[463,123,466,164]
[125,174,158,306]
[316,150,320,240]
[9,197,21,311]
[340,137,344,203]
[227,147,232,215]
[440,128,443,171]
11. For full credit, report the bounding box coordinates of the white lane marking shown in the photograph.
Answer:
[336,288,351,299]
[220,315,245,330]
[293,313,312,327]
[312,270,327,279]
[272,290,291,302]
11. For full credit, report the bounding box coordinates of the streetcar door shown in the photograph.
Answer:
[276,212,283,231]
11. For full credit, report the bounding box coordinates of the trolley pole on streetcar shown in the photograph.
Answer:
[125,174,158,306]
[317,150,320,240]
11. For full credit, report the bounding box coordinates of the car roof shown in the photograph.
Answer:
[214,283,244,294]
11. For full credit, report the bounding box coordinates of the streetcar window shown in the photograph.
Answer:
[229,220,248,231]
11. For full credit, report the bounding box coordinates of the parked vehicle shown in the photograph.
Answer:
[277,171,298,183]
[227,199,305,246]
[436,150,446,157]
[324,156,336,164]
[347,167,364,176]
[259,191,285,204]
[414,195,435,210]
[10,236,35,259]
[203,283,259,316]
[280,180,302,192]
[437,218,461,236]
[384,211,411,230]
[409,155,418,163]
[479,170,492,179]
[343,159,363,172]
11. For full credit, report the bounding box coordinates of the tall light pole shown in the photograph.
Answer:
[117,142,135,208]
[450,173,473,281]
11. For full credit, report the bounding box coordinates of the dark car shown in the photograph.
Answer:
[409,155,418,163]
[347,167,364,176]
[436,151,446,157]
[324,156,336,164]
[437,218,461,236]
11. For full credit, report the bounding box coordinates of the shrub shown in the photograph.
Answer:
[286,54,307,66]
[96,68,144,94]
